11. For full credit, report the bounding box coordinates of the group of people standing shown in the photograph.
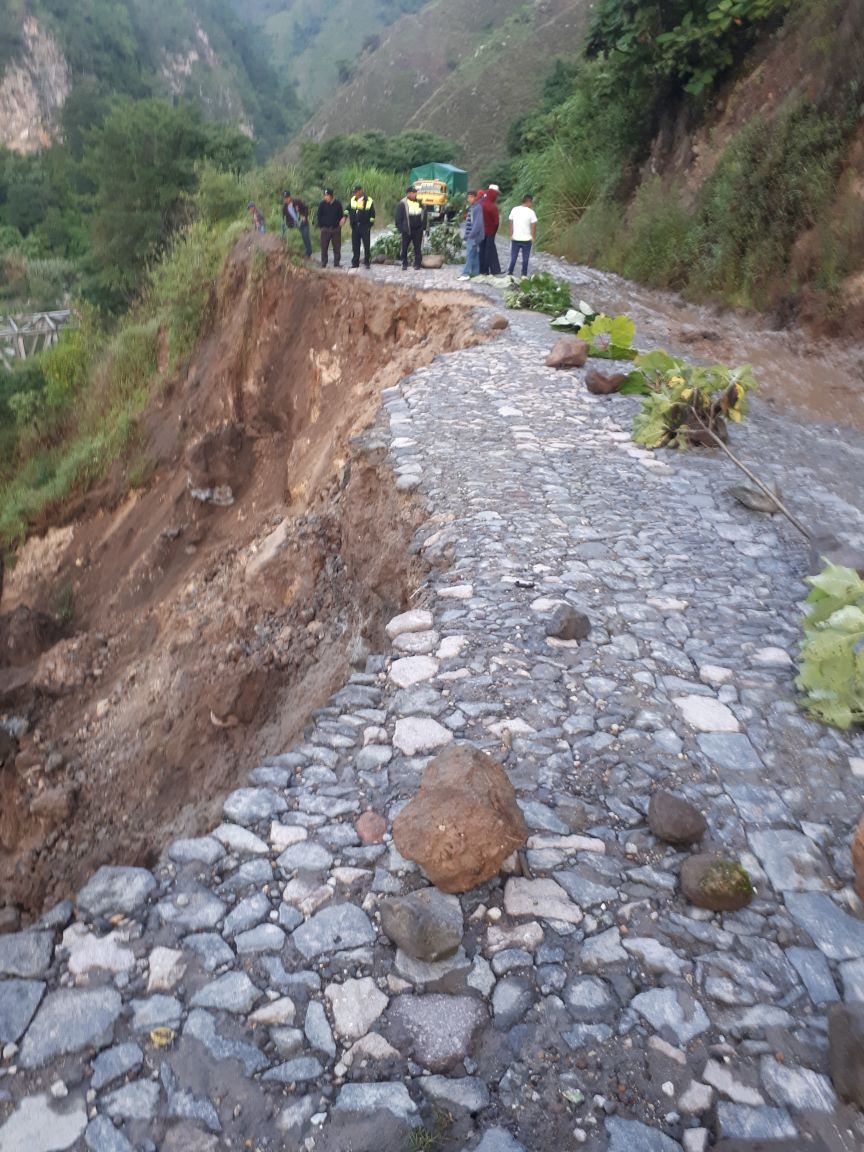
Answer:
[279,185,377,270]
[248,179,539,281]
[459,187,538,281]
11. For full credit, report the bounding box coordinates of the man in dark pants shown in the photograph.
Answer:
[294,195,313,258]
[316,188,345,268]
[348,183,376,269]
[394,186,425,271]
[507,193,538,278]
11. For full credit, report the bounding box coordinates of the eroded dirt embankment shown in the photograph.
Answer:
[0,235,482,922]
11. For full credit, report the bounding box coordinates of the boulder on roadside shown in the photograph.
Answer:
[379,889,463,962]
[545,604,590,642]
[585,368,628,395]
[854,817,864,904]
[545,338,588,370]
[680,854,753,912]
[489,315,509,331]
[828,1002,864,1108]
[392,744,527,894]
[649,791,707,846]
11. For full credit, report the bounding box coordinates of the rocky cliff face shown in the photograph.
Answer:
[0,18,69,155]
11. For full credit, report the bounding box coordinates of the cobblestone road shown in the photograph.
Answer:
[1,263,863,1152]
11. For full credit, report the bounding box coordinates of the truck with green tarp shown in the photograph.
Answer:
[408,163,469,220]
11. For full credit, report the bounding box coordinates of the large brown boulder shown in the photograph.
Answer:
[853,817,864,903]
[545,338,588,370]
[392,744,527,894]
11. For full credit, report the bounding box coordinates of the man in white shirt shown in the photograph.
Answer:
[508,194,538,278]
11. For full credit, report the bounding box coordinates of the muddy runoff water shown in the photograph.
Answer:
[536,253,864,434]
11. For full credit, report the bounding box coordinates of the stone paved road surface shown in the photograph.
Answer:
[1,263,864,1152]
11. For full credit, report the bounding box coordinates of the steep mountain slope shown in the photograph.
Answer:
[300,0,593,170]
[232,0,428,109]
[0,0,301,155]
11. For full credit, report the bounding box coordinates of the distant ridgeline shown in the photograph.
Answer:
[0,0,304,156]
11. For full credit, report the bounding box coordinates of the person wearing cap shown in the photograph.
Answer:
[348,183,376,270]
[394,185,426,271]
[479,185,501,275]
[316,188,346,268]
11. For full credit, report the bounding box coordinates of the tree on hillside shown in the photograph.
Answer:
[83,99,251,308]
[299,131,462,183]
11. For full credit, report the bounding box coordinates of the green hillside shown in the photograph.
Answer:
[300,0,593,173]
[231,0,428,109]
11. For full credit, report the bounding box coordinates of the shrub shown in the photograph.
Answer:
[148,221,227,366]
[620,179,695,290]
[689,103,848,306]
[504,272,572,315]
[41,305,104,408]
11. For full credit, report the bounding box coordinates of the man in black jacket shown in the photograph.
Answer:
[394,186,426,271]
[348,183,376,270]
[316,188,346,268]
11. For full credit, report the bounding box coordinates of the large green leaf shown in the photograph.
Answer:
[806,563,864,602]
[610,315,636,348]
[797,560,864,730]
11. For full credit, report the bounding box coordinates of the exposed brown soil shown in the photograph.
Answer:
[0,235,482,922]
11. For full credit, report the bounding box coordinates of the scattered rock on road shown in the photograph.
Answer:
[393,745,527,893]
[379,888,463,962]
[648,790,708,846]
[680,854,754,912]
[585,368,627,395]
[545,337,588,369]
[545,604,591,641]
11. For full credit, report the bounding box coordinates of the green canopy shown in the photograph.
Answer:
[408,163,469,195]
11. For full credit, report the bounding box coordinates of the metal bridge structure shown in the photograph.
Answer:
[0,310,75,370]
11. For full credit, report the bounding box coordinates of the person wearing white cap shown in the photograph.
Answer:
[479,186,501,275]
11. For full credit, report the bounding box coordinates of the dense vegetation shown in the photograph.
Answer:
[507,0,864,318]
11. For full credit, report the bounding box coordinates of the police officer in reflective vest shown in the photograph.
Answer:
[348,184,376,270]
